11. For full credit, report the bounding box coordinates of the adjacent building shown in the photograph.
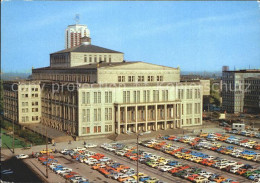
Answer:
[221,68,260,113]
[3,24,204,137]
[65,24,90,49]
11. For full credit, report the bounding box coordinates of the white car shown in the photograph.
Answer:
[56,167,72,174]
[16,154,29,159]
[84,144,97,148]
[84,158,98,165]
[99,157,111,162]
[159,165,173,172]
[230,167,239,173]
[73,147,86,151]
[60,149,69,154]
[116,151,127,156]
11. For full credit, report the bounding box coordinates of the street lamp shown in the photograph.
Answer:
[126,130,151,183]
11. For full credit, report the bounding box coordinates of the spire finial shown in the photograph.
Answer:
[74,14,80,25]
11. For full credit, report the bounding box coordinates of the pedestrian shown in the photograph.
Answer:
[200,129,202,133]
[32,151,34,157]
[84,141,86,145]
[30,143,32,148]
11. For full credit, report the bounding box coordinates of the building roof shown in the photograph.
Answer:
[33,61,138,71]
[223,69,260,73]
[51,44,123,54]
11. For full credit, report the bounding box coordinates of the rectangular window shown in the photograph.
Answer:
[98,92,101,103]
[127,91,130,103]
[109,55,111,62]
[89,55,92,63]
[123,91,126,103]
[148,76,154,82]
[143,90,146,102]
[153,90,159,102]
[137,91,140,102]
[134,91,136,103]
[98,108,101,121]
[82,92,86,103]
[94,109,97,121]
[105,92,108,103]
[94,92,97,103]
[109,108,112,120]
[128,76,135,82]
[105,108,108,121]
[157,76,163,81]
[109,91,112,103]
[104,55,107,62]
[138,76,144,82]
[99,55,102,62]
[94,55,97,62]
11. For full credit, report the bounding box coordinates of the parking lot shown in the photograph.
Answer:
[1,127,260,183]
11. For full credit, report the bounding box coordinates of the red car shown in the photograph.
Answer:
[65,172,78,179]
[187,174,199,181]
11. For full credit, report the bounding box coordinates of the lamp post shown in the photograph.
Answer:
[12,119,14,154]
[45,125,48,178]
[127,130,151,183]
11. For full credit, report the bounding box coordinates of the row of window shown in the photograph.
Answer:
[33,74,91,83]
[21,87,39,92]
[82,107,113,123]
[123,90,169,103]
[21,94,39,98]
[82,91,112,104]
[21,116,39,122]
[22,102,39,106]
[82,125,113,134]
[118,75,163,83]
[177,89,201,100]
[84,54,112,63]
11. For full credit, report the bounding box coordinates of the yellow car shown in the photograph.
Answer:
[190,156,197,162]
[183,139,190,143]
[248,141,256,145]
[40,149,53,154]
[242,155,254,160]
[224,150,232,155]
[157,157,166,163]
[183,154,192,160]
[174,152,184,159]
[199,133,208,137]
[132,173,146,180]
[145,177,159,183]
[194,157,203,163]
[150,162,160,168]
[194,176,209,183]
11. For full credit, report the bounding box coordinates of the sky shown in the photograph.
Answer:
[1,1,260,73]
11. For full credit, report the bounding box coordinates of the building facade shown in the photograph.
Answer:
[65,24,90,49]
[222,69,260,113]
[244,77,260,113]
[3,81,41,124]
[3,25,204,137]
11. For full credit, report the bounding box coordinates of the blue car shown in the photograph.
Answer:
[139,176,150,182]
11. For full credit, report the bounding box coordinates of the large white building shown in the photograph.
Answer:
[4,24,204,138]
[65,24,90,49]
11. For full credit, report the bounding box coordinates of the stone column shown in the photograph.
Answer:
[164,104,167,130]
[155,104,158,131]
[135,105,138,132]
[117,106,120,134]
[125,106,128,133]
[145,105,148,131]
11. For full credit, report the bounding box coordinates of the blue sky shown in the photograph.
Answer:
[2,1,260,73]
